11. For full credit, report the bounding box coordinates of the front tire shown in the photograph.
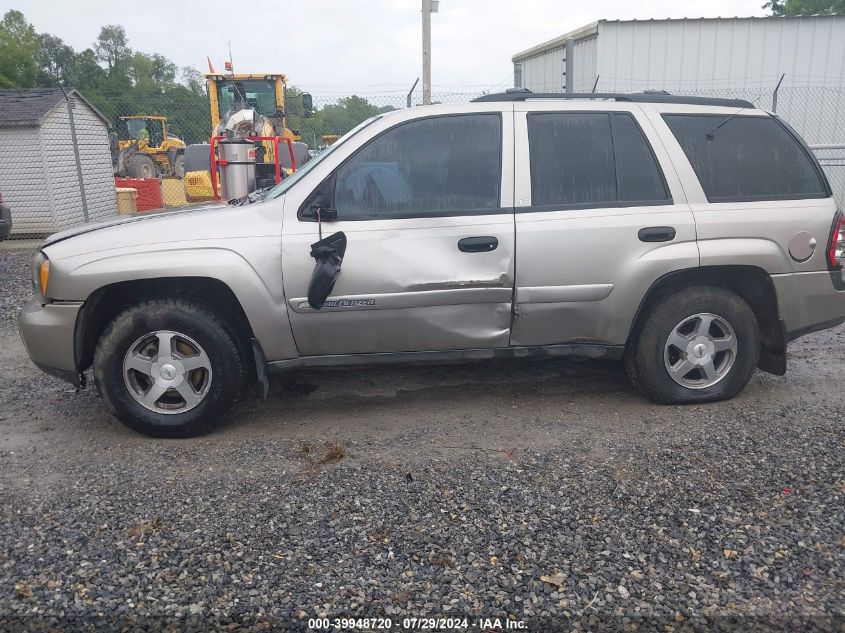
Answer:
[127,154,158,179]
[173,153,186,179]
[625,286,760,404]
[94,300,244,437]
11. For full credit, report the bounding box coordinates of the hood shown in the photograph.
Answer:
[42,203,224,247]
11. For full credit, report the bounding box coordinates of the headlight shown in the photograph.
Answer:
[31,251,50,301]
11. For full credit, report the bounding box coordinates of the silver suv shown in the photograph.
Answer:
[18,92,845,437]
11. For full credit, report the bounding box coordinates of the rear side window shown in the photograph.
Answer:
[333,114,501,219]
[663,114,828,202]
[527,112,669,208]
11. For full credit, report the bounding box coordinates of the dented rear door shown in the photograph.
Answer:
[281,107,515,356]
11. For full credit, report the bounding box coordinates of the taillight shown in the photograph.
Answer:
[828,212,845,270]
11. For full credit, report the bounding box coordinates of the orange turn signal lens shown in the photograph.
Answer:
[39,259,50,296]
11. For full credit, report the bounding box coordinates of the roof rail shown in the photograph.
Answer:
[472,91,755,109]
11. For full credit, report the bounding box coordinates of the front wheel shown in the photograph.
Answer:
[94,300,244,437]
[625,286,760,404]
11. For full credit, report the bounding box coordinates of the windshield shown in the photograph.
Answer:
[266,115,382,200]
[125,119,148,139]
[216,80,277,118]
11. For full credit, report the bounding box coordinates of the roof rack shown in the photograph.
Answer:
[472,90,755,109]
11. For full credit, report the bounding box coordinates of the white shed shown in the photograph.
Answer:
[0,88,117,237]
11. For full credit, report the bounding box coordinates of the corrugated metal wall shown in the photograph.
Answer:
[520,44,566,92]
[0,126,52,235]
[594,17,845,92]
[571,36,598,92]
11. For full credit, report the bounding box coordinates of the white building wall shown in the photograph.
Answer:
[520,45,566,92]
[594,16,845,92]
[571,35,598,92]
[0,126,52,235]
[41,98,116,230]
[67,99,117,223]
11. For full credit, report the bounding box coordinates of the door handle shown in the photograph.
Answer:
[458,236,498,253]
[638,226,676,242]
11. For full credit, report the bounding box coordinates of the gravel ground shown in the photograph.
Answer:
[0,249,843,631]
[0,249,31,330]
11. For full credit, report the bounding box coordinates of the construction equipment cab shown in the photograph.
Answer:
[112,115,186,179]
[206,73,312,189]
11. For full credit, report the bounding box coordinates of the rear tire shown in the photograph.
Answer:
[127,154,157,179]
[94,300,244,438]
[625,286,760,404]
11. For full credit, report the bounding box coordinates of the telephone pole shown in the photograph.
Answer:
[422,0,439,105]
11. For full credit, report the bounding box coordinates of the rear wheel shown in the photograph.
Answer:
[127,153,157,179]
[94,300,244,437]
[625,286,760,404]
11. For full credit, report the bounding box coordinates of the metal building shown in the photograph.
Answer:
[512,16,845,94]
[0,88,117,237]
[511,16,845,205]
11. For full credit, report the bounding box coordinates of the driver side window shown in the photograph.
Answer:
[333,114,502,220]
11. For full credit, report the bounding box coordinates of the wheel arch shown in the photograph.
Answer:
[75,277,256,377]
[626,265,786,376]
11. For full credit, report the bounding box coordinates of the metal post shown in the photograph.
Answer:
[62,89,89,222]
[422,0,439,105]
[772,73,786,113]
[591,75,600,93]
[407,77,420,108]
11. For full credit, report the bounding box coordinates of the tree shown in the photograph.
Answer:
[36,33,74,86]
[150,54,177,88]
[0,10,40,87]
[68,48,104,91]
[180,66,206,95]
[95,24,130,74]
[764,0,845,15]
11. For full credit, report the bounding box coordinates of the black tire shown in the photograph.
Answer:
[94,300,245,438]
[625,286,760,404]
[173,153,186,179]
[127,153,158,179]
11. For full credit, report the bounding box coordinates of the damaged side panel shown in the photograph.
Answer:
[282,214,516,356]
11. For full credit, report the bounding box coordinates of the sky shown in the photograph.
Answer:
[7,0,769,96]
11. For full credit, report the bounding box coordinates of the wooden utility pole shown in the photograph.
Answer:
[422,0,439,105]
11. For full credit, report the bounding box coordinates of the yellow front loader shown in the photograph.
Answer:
[112,115,186,179]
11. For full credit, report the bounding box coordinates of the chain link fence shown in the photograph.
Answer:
[2,85,844,240]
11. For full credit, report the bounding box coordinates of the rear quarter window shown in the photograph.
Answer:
[663,114,829,203]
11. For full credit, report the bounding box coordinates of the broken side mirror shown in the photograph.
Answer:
[307,231,347,310]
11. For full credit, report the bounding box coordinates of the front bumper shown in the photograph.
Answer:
[17,299,83,385]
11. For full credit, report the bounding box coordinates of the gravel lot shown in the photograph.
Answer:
[1,247,843,631]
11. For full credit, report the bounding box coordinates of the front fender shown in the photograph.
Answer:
[48,244,298,360]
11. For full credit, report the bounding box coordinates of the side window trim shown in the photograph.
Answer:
[522,110,673,213]
[298,112,508,222]
[772,115,833,198]
[661,113,831,204]
[610,112,673,205]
